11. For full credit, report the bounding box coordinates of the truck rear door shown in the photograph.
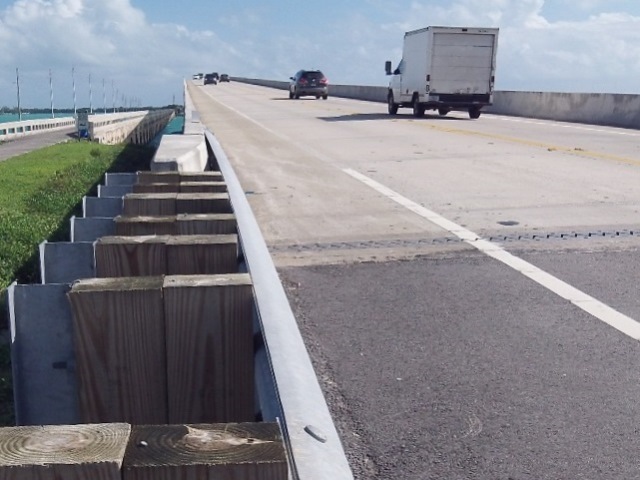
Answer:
[430,33,495,95]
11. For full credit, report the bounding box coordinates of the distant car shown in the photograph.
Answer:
[219,74,230,82]
[289,70,328,99]
[204,73,218,85]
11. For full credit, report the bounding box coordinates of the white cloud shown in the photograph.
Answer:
[1,0,640,109]
[377,0,640,93]
[0,0,241,108]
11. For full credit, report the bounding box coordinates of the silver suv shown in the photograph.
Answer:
[289,70,328,100]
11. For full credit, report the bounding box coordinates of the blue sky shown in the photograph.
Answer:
[1,0,640,108]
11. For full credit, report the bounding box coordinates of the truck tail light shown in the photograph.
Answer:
[426,74,431,81]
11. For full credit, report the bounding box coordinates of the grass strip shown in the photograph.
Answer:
[0,140,155,425]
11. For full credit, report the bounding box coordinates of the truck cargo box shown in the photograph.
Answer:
[386,26,499,119]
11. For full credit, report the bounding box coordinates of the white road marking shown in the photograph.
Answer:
[344,168,640,341]
[204,87,640,339]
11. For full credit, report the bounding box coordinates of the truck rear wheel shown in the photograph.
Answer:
[387,92,398,115]
[412,95,425,118]
[468,107,481,119]
[438,108,451,116]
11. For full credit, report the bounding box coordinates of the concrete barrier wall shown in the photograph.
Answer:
[232,77,640,130]
[150,83,207,172]
[486,91,640,129]
[0,117,76,142]
[0,111,175,145]
[151,135,208,172]
[89,110,175,145]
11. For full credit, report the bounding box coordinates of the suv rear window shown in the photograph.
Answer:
[302,71,324,80]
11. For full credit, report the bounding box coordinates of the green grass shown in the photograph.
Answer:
[0,140,155,425]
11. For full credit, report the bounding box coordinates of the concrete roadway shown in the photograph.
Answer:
[0,127,76,162]
[189,81,640,479]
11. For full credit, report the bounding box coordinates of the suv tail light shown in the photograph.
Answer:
[320,77,328,85]
[299,78,308,85]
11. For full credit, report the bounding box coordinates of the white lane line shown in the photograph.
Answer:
[344,168,640,341]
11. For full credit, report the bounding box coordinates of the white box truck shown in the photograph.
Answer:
[385,26,499,119]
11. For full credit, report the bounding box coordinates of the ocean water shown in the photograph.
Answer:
[163,115,184,134]
[0,112,74,124]
[1,113,183,131]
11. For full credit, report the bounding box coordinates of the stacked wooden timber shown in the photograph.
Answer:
[94,234,239,276]
[0,171,288,479]
[114,213,237,236]
[67,274,255,424]
[0,422,287,478]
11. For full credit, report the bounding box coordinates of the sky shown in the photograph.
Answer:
[1,0,640,109]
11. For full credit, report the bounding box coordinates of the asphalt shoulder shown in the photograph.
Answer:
[0,128,77,162]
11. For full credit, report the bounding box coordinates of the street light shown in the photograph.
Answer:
[16,67,22,121]
[72,66,77,116]
[49,69,55,119]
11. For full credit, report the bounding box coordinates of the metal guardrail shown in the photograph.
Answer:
[205,130,354,479]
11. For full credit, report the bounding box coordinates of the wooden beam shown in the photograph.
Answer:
[178,172,223,182]
[179,182,227,193]
[132,183,180,194]
[176,193,232,214]
[114,215,178,236]
[95,236,167,277]
[67,277,167,424]
[123,193,177,216]
[163,274,255,423]
[166,235,238,275]
[132,182,227,194]
[136,172,223,185]
[137,172,181,184]
[123,193,232,216]
[0,423,130,479]
[122,423,287,479]
[94,235,239,277]
[113,214,237,236]
[176,214,237,235]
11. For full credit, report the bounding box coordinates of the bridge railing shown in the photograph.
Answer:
[0,116,76,142]
[88,109,175,145]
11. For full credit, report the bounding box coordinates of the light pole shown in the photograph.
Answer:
[49,69,55,119]
[16,68,22,121]
[102,78,106,114]
[89,73,93,114]
[72,66,77,116]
